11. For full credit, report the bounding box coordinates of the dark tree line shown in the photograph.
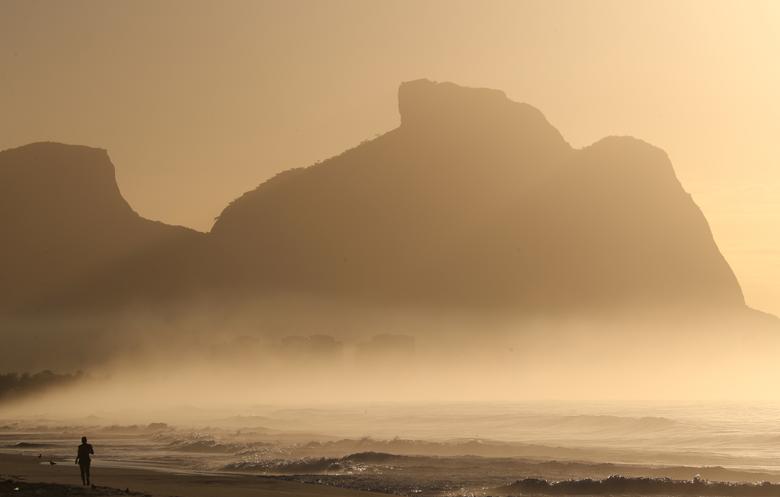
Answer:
[0,370,84,402]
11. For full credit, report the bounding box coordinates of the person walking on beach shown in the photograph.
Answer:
[75,436,94,486]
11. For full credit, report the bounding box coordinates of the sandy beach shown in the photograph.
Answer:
[0,453,387,497]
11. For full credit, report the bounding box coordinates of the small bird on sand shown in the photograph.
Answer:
[49,459,56,465]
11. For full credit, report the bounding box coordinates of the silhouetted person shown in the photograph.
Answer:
[75,436,94,486]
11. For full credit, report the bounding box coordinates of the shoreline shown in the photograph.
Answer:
[0,453,387,497]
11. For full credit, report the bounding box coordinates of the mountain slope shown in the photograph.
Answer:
[0,142,203,314]
[0,81,748,316]
[210,79,744,312]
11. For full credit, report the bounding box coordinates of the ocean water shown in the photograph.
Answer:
[3,401,780,479]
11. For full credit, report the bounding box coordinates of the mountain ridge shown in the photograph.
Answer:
[208,79,744,311]
[0,79,752,317]
[0,141,203,314]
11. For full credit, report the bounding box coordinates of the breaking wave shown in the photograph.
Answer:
[223,451,403,474]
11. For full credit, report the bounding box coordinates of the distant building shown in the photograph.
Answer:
[279,334,343,362]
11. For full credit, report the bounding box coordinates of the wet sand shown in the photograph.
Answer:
[0,453,387,497]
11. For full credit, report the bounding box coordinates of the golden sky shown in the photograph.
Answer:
[1,0,778,315]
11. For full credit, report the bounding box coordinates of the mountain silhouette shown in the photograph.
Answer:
[0,142,202,314]
[209,80,744,312]
[0,81,750,316]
